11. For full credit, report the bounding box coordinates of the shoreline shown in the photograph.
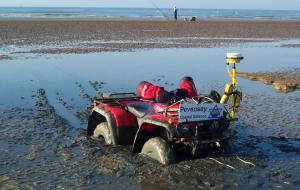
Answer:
[1,17,300,22]
[1,7,300,22]
[1,16,300,21]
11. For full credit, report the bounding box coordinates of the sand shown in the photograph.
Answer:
[281,44,300,48]
[237,69,300,93]
[1,20,300,54]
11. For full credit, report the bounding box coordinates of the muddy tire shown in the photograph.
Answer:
[141,137,175,165]
[93,122,112,145]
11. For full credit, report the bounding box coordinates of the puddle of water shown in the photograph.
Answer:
[1,44,300,88]
[0,45,300,130]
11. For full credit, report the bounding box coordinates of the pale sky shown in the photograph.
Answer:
[0,0,300,10]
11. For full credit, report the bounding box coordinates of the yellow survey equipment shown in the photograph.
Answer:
[226,52,243,64]
[221,53,243,121]
[220,83,234,104]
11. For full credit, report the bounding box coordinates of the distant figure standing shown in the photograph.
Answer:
[173,6,178,21]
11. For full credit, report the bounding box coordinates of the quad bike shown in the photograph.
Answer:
[87,53,243,164]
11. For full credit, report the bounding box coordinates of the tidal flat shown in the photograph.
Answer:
[0,19,299,189]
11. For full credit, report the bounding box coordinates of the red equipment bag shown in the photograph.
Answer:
[138,81,168,101]
[179,77,197,98]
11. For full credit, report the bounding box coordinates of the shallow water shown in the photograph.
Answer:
[1,42,300,104]
[1,7,300,21]
[0,43,300,189]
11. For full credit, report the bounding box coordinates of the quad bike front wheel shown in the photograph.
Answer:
[218,139,234,154]
[93,122,112,145]
[141,137,176,165]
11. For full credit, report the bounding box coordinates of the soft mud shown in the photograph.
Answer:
[237,69,300,93]
[7,38,271,57]
[281,44,300,48]
[1,86,299,189]
[239,93,300,139]
[0,89,140,189]
[0,54,11,60]
[3,20,300,59]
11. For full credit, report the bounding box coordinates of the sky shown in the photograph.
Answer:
[0,0,300,10]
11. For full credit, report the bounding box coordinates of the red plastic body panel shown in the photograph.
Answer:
[100,104,136,127]
[95,100,157,128]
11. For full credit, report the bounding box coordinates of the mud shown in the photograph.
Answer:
[2,20,300,58]
[2,20,300,46]
[0,54,11,60]
[7,39,273,57]
[1,86,299,189]
[281,44,300,48]
[0,89,140,189]
[239,94,300,139]
[17,38,272,55]
[237,69,300,93]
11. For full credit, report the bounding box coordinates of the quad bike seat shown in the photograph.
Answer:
[126,103,154,118]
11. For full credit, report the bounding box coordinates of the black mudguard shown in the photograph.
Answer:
[87,107,118,145]
[132,118,177,153]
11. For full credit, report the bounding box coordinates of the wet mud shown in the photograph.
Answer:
[0,89,140,189]
[239,94,300,139]
[1,86,299,189]
[16,38,270,55]
[281,44,300,48]
[237,69,300,93]
[2,20,300,58]
[0,54,11,60]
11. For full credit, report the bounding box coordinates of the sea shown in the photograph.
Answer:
[0,7,300,20]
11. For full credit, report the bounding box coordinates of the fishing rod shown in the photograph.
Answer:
[149,0,170,20]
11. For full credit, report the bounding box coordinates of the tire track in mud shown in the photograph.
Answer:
[1,87,300,189]
[239,94,300,139]
[0,88,140,189]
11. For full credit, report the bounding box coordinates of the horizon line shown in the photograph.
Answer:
[0,6,299,11]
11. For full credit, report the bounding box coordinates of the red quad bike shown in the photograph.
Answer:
[87,53,243,165]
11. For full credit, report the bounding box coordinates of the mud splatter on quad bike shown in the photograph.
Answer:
[87,53,244,164]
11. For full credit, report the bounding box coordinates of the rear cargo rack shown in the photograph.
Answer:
[94,92,141,104]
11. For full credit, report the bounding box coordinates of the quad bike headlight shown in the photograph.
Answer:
[181,125,190,133]
[178,125,192,136]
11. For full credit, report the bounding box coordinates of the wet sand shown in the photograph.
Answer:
[281,44,300,48]
[0,55,11,60]
[237,69,300,93]
[1,20,300,55]
[1,86,299,189]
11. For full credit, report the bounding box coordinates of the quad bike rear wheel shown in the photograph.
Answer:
[141,137,175,165]
[93,122,112,145]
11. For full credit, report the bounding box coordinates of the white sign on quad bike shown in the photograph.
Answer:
[179,103,226,123]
